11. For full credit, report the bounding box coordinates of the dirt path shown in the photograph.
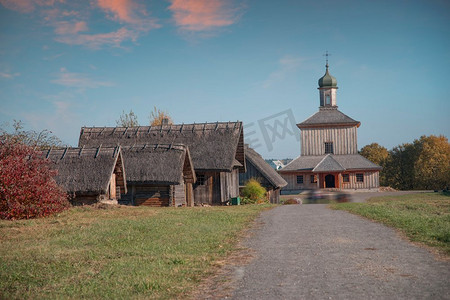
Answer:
[206,204,450,299]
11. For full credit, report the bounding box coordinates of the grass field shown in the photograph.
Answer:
[0,204,272,299]
[331,193,450,256]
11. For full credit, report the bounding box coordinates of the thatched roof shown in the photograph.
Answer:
[297,107,360,128]
[41,146,126,195]
[279,154,382,173]
[78,122,245,172]
[245,146,287,188]
[121,144,196,185]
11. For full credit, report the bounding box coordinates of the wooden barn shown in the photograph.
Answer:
[78,122,245,205]
[43,146,127,205]
[119,144,196,207]
[239,146,287,204]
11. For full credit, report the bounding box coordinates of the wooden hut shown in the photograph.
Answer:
[119,144,196,207]
[78,122,245,205]
[43,146,127,205]
[239,146,287,204]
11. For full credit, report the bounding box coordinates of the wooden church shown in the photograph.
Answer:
[279,61,381,191]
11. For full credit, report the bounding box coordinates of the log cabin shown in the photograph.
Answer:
[43,146,127,205]
[78,122,245,205]
[239,146,287,204]
[279,63,382,192]
[119,144,196,207]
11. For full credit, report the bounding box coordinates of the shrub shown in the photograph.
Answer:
[0,137,70,220]
[241,179,267,204]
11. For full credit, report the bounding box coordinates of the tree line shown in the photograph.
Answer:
[360,135,450,190]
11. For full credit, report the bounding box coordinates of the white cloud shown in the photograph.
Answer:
[262,55,304,88]
[51,68,113,88]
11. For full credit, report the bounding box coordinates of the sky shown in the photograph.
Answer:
[0,0,449,159]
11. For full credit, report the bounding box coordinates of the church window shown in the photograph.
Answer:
[356,173,364,182]
[326,94,331,105]
[325,142,334,154]
[310,175,316,183]
[343,174,350,183]
[297,175,303,184]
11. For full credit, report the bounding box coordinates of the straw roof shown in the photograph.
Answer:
[78,122,245,172]
[42,146,125,195]
[121,144,196,185]
[245,146,287,188]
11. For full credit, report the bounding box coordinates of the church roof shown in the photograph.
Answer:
[318,64,337,88]
[297,107,360,128]
[313,155,345,172]
[279,154,381,173]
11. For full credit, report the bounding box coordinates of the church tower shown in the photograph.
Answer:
[318,63,338,107]
[279,56,381,191]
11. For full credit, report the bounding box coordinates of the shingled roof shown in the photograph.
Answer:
[78,122,245,172]
[42,146,126,195]
[280,154,381,172]
[245,146,287,188]
[297,107,360,128]
[121,144,196,185]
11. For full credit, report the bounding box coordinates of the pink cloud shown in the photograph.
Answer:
[168,0,240,31]
[0,0,63,13]
[54,21,88,35]
[96,0,160,30]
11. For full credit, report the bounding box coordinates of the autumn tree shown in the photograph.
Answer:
[360,143,389,166]
[382,135,450,190]
[0,136,70,220]
[413,135,450,190]
[116,110,139,127]
[149,106,173,126]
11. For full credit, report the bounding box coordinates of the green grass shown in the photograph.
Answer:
[331,193,450,256]
[0,204,272,299]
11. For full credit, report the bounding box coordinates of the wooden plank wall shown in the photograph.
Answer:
[281,171,379,191]
[220,169,239,203]
[173,179,186,207]
[301,126,358,155]
[193,171,221,205]
[239,160,272,187]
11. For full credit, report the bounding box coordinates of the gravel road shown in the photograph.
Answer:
[228,204,450,300]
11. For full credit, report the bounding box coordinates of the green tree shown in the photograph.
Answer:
[383,143,417,190]
[116,110,139,127]
[149,106,173,126]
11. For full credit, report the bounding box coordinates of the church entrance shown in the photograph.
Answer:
[325,174,335,188]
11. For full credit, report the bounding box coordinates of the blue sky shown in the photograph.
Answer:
[1,0,449,159]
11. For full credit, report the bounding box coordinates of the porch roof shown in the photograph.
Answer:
[279,154,381,173]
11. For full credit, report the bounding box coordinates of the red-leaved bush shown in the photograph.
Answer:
[0,136,70,220]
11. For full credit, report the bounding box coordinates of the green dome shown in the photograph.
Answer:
[318,64,337,88]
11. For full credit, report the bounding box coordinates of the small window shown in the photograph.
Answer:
[343,174,349,183]
[326,94,331,105]
[197,174,205,185]
[325,142,334,154]
[297,175,303,184]
[310,175,316,183]
[356,173,364,182]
